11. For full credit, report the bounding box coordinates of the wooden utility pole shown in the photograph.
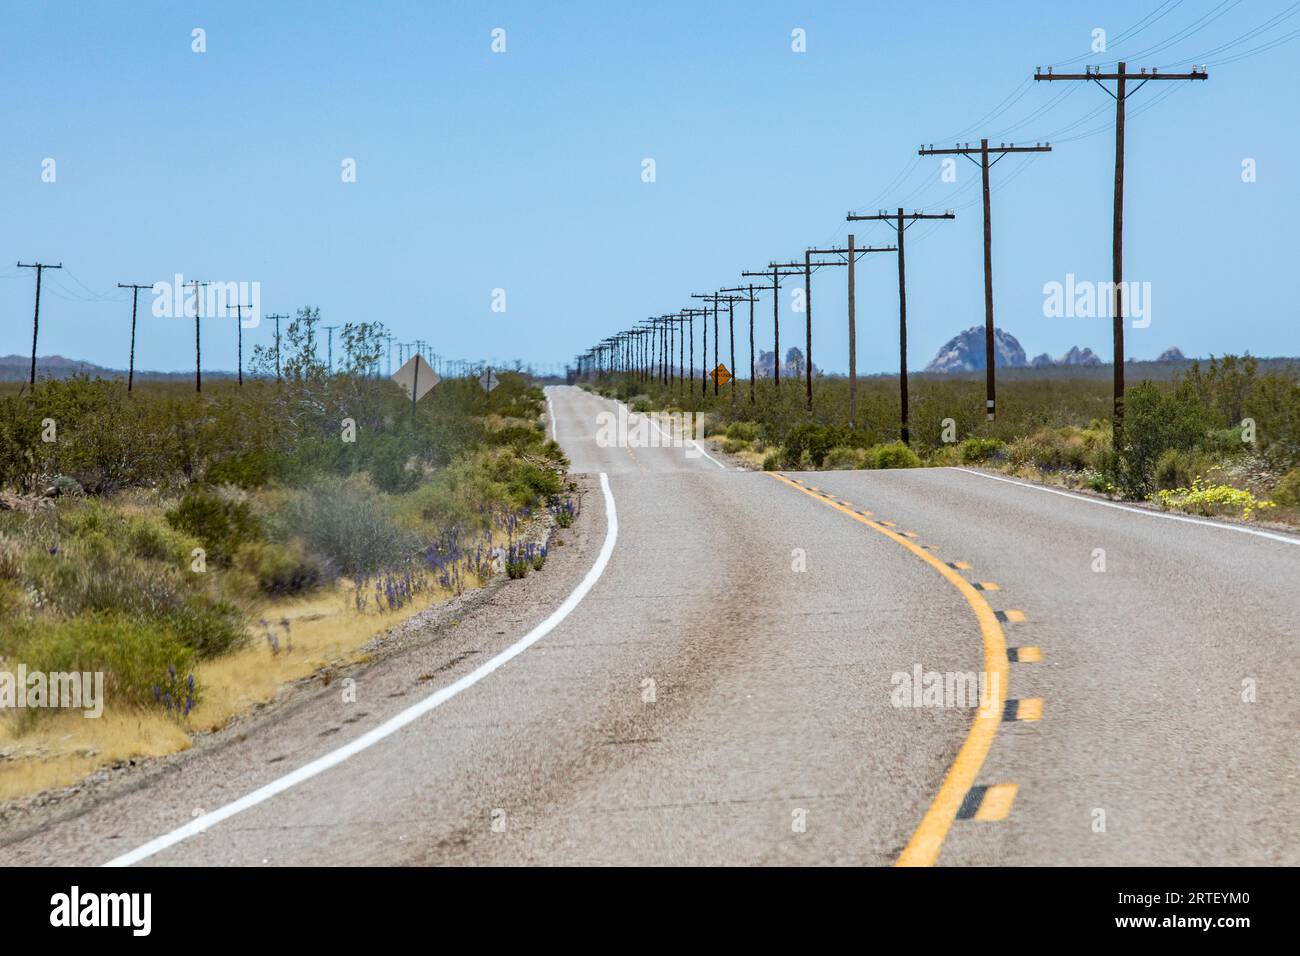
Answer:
[845,209,955,444]
[803,241,896,427]
[742,264,803,387]
[187,279,210,393]
[265,313,288,382]
[721,286,764,406]
[1033,62,1207,443]
[226,301,253,385]
[323,325,339,374]
[682,307,707,398]
[116,282,151,392]
[919,140,1051,422]
[692,293,747,397]
[17,261,62,386]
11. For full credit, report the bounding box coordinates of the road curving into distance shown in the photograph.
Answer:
[3,384,1296,866]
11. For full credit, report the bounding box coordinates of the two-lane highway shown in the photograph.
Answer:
[3,385,1296,865]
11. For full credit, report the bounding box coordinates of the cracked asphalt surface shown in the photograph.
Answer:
[3,384,1296,865]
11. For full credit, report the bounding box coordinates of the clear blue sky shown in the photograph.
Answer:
[3,0,1297,375]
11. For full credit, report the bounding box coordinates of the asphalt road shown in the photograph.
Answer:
[4,384,1297,866]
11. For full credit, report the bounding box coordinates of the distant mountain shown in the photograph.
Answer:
[924,326,1026,373]
[0,354,235,383]
[1157,346,1185,362]
[0,354,114,381]
[1057,346,1102,367]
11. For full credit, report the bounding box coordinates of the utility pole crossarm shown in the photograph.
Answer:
[919,144,1051,155]
[1028,61,1208,440]
[846,210,955,222]
[805,245,896,255]
[1034,67,1207,81]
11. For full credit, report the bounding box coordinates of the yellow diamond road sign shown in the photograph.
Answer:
[393,354,440,402]
[711,363,732,386]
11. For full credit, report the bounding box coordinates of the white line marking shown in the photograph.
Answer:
[103,472,621,867]
[956,467,1300,547]
[641,413,727,470]
[600,395,726,470]
[546,391,557,442]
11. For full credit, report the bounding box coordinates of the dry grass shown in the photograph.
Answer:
[0,569,470,803]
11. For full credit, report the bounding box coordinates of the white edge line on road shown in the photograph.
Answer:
[614,396,726,470]
[103,471,620,867]
[956,467,1300,547]
[546,391,557,442]
[643,413,727,470]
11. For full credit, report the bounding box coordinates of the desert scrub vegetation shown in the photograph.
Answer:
[589,354,1300,520]
[0,307,572,732]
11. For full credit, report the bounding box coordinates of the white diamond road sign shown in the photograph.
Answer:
[392,354,440,402]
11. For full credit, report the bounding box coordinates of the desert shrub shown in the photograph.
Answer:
[275,476,417,578]
[22,544,185,618]
[1271,467,1300,507]
[873,442,922,469]
[1007,427,1090,472]
[165,489,261,567]
[1205,426,1251,456]
[726,421,761,442]
[234,540,330,597]
[1153,448,1213,491]
[722,437,751,454]
[8,612,199,711]
[783,423,871,468]
[161,600,248,658]
[928,445,962,467]
[959,437,1005,463]
[126,514,198,566]
[824,446,870,470]
[1119,382,1206,498]
[364,432,420,494]
[202,448,279,489]
[762,449,782,471]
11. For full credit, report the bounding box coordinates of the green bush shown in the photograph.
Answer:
[165,489,261,567]
[126,514,198,566]
[762,449,782,471]
[721,437,751,454]
[1153,448,1211,491]
[234,540,329,597]
[726,421,761,442]
[873,442,921,469]
[1006,427,1090,472]
[959,437,1005,463]
[1119,382,1206,498]
[276,477,417,578]
[782,423,871,468]
[161,599,248,658]
[1271,467,1300,507]
[824,446,870,470]
[9,612,199,711]
[202,449,278,489]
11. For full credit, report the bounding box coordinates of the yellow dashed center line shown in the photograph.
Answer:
[973,783,1018,821]
[1014,698,1044,722]
[767,472,1011,867]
